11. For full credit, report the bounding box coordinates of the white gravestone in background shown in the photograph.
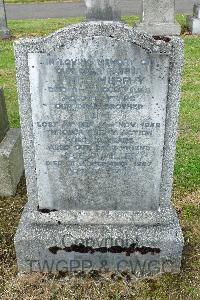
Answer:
[85,0,120,20]
[187,3,200,35]
[0,0,10,38]
[135,0,181,36]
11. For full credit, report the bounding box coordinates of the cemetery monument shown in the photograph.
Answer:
[14,0,184,275]
[187,3,200,35]
[86,0,121,20]
[135,0,181,36]
[0,0,10,39]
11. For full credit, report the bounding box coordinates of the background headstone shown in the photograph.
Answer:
[0,0,10,39]
[0,87,24,196]
[85,0,121,20]
[0,87,9,143]
[15,19,184,274]
[135,0,181,36]
[187,3,200,34]
[194,2,200,18]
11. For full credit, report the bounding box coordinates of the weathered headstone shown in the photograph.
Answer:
[0,87,9,142]
[135,0,181,36]
[86,0,120,20]
[15,10,184,275]
[0,0,10,39]
[0,87,24,196]
[187,3,200,35]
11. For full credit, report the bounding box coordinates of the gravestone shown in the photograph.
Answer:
[187,3,200,35]
[135,0,181,36]
[86,0,120,20]
[15,5,184,275]
[0,0,10,39]
[0,87,9,142]
[0,87,24,196]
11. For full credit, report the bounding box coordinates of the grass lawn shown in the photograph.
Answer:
[0,15,199,299]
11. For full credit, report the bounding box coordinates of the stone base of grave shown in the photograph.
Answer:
[135,22,181,36]
[0,128,24,196]
[0,26,10,39]
[187,16,200,35]
[15,197,184,276]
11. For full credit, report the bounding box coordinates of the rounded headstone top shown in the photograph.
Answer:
[14,21,176,56]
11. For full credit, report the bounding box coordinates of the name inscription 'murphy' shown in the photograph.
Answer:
[28,38,169,210]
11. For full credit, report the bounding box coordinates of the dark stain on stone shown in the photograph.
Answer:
[48,244,160,256]
[37,205,58,213]
[49,246,60,254]
[153,35,171,43]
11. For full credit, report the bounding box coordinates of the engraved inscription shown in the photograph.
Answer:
[29,37,169,210]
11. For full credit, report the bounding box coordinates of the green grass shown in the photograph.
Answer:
[0,16,199,299]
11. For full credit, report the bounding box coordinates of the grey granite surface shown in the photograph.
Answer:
[15,22,183,211]
[14,21,184,274]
